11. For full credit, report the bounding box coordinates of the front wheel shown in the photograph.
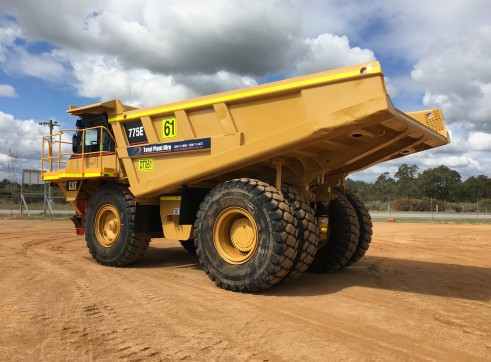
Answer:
[194,179,298,292]
[85,184,150,266]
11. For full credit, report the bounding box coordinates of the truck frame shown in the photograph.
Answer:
[41,62,449,292]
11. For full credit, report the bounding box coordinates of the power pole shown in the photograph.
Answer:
[38,120,59,207]
[39,119,59,144]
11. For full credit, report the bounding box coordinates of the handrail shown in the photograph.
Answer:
[41,126,118,179]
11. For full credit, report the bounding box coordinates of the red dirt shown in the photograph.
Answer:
[0,220,490,361]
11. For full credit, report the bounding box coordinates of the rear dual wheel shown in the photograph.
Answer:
[180,240,197,254]
[344,191,372,267]
[309,190,372,273]
[281,185,319,279]
[194,179,298,292]
[309,191,360,273]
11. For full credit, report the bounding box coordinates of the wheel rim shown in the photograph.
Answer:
[94,204,121,248]
[213,207,258,264]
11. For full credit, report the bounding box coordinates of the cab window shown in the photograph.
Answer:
[84,129,99,152]
[71,114,115,154]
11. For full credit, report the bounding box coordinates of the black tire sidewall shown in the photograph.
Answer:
[282,185,318,278]
[344,191,372,265]
[197,188,277,286]
[85,186,132,265]
[309,191,359,272]
[180,239,197,254]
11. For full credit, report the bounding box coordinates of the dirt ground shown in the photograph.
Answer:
[0,219,490,361]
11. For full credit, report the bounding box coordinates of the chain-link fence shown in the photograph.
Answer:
[0,194,73,217]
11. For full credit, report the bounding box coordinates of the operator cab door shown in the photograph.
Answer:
[72,114,115,154]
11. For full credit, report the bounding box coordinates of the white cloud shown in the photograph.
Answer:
[0,84,17,97]
[0,1,375,108]
[309,0,491,64]
[70,54,258,107]
[469,82,491,124]
[5,47,67,82]
[0,17,68,82]
[469,132,491,151]
[69,54,187,107]
[351,121,491,182]
[295,34,375,75]
[412,39,491,131]
[0,111,47,159]
[293,0,491,132]
[0,18,21,63]
[2,0,305,76]
[351,151,488,183]
[408,22,491,133]
[0,111,51,181]
[0,0,490,183]
[420,154,481,170]
[174,71,257,98]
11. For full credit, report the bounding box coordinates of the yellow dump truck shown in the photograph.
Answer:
[41,61,449,292]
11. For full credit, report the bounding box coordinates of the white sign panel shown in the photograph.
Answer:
[22,170,44,185]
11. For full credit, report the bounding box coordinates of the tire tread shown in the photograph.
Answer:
[194,178,298,292]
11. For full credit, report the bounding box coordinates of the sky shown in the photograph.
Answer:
[0,0,490,184]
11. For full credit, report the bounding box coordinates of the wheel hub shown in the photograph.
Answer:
[213,207,258,265]
[95,204,121,248]
[230,217,256,253]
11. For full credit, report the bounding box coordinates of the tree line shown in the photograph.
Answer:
[2,164,491,211]
[346,164,491,212]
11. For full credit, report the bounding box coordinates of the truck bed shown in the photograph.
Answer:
[64,61,449,198]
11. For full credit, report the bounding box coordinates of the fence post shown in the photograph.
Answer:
[20,194,31,217]
[431,197,434,220]
[476,198,479,222]
[44,195,54,217]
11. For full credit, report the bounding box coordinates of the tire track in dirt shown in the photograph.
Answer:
[79,266,265,361]
[17,235,167,361]
[96,264,456,361]
[124,245,491,361]
[75,246,491,360]
[1,220,491,361]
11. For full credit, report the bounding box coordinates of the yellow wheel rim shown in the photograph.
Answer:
[213,207,258,264]
[94,204,121,248]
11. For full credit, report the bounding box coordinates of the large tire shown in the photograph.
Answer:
[308,191,359,273]
[194,178,298,292]
[281,184,319,279]
[344,191,372,267]
[180,239,197,254]
[85,184,150,266]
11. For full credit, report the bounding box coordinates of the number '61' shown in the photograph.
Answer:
[163,118,176,138]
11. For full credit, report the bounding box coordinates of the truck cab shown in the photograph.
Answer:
[41,112,119,183]
[72,114,115,154]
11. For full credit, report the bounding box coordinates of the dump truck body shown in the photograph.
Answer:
[41,62,449,292]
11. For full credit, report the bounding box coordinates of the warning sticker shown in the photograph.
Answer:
[138,159,153,171]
